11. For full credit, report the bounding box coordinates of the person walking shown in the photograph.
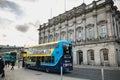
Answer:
[11,61,15,70]
[10,56,16,70]
[7,60,10,67]
[0,56,5,78]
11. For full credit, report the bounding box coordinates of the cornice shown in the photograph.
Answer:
[41,0,115,28]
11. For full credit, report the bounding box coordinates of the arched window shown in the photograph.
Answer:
[100,49,109,61]
[103,50,108,60]
[101,25,107,38]
[55,33,59,41]
[89,50,94,60]
[62,34,65,40]
[45,37,47,43]
[87,28,94,39]
[78,31,82,40]
[56,35,58,41]
[87,50,94,60]
[70,33,73,40]
[87,50,94,65]
[41,38,43,43]
[61,32,66,40]
[49,35,53,42]
[69,32,73,40]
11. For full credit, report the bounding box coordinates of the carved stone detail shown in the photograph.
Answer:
[97,20,107,25]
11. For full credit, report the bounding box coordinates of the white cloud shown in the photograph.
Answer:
[0,0,120,46]
[0,8,16,21]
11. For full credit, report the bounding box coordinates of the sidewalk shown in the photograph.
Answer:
[74,64,120,70]
[0,66,20,80]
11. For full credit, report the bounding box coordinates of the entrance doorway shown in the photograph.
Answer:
[77,50,83,65]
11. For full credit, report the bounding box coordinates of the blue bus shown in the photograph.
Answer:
[23,40,73,72]
[2,53,11,63]
[2,51,17,66]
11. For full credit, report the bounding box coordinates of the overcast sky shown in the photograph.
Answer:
[0,0,120,47]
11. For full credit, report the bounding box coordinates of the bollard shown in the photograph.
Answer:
[60,66,63,80]
[101,68,104,80]
[18,60,20,68]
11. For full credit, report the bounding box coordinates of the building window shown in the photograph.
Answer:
[50,36,53,42]
[78,31,82,40]
[55,35,58,41]
[101,25,107,38]
[55,34,58,41]
[69,32,73,40]
[90,51,94,60]
[45,37,47,43]
[87,28,94,39]
[41,38,43,43]
[103,50,108,61]
[62,34,65,40]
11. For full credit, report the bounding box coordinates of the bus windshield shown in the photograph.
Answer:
[63,44,72,58]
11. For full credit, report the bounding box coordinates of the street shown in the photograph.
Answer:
[1,63,120,80]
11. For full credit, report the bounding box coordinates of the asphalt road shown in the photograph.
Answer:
[64,67,120,80]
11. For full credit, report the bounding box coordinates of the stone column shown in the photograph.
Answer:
[92,1,98,39]
[65,23,68,40]
[93,11,98,39]
[82,15,86,41]
[118,17,120,39]
[83,49,88,65]
[116,16,119,39]
[119,16,120,39]
[38,25,42,44]
[73,17,76,42]
[59,25,61,40]
[106,6,114,37]
[109,45,118,66]
[113,15,117,38]
[38,32,41,44]
[47,30,50,42]
[43,31,45,43]
[73,48,77,65]
[116,16,119,38]
[94,50,101,66]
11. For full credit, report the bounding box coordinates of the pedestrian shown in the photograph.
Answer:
[5,59,9,68]
[7,60,10,67]
[10,56,16,70]
[5,59,8,68]
[11,61,15,70]
[0,56,5,78]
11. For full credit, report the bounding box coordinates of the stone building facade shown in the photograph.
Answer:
[38,0,120,66]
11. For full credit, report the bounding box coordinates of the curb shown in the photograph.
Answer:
[74,65,120,70]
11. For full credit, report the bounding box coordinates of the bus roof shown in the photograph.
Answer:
[25,41,59,48]
[25,40,71,48]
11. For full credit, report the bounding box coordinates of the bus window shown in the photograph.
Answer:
[42,56,44,62]
[42,56,54,63]
[51,56,54,63]
[30,57,36,62]
[44,56,50,63]
[63,44,71,58]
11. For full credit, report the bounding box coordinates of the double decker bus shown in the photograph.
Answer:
[23,40,73,72]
